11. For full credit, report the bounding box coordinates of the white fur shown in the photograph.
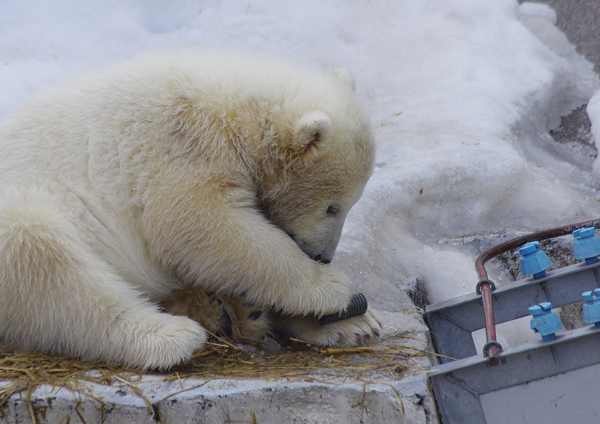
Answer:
[328,67,356,91]
[0,49,375,369]
[294,111,332,156]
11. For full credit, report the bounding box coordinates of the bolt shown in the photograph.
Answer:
[529,302,563,341]
[582,288,600,328]
[573,227,600,264]
[519,241,553,278]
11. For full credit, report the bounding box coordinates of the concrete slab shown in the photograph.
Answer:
[0,312,437,424]
[2,377,434,424]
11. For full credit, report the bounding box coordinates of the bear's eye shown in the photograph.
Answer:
[326,204,341,215]
[248,311,262,320]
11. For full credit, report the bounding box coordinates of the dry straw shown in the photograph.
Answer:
[0,334,429,423]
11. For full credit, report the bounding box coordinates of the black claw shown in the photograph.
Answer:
[216,308,232,338]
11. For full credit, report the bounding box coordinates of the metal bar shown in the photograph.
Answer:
[425,260,600,362]
[430,324,600,424]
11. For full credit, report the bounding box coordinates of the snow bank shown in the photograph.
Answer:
[0,0,599,311]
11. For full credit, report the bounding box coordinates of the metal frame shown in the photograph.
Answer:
[430,325,600,423]
[424,261,600,363]
[425,261,600,423]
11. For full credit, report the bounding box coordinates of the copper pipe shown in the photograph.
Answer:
[474,217,600,366]
[480,282,499,365]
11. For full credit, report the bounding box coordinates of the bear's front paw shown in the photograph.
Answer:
[300,265,353,317]
[261,264,353,317]
[274,309,382,347]
[136,315,208,370]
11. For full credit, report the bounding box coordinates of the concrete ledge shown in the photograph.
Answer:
[2,375,434,424]
[2,375,435,424]
[1,312,437,424]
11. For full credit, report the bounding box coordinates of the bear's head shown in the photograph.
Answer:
[163,53,375,266]
[256,73,374,264]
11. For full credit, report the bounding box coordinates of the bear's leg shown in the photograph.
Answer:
[144,178,354,318]
[272,310,382,347]
[0,190,206,369]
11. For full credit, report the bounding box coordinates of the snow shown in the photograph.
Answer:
[1,0,600,338]
[588,90,600,177]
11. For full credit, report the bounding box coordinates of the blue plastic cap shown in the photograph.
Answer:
[519,241,540,256]
[573,228,600,262]
[528,305,543,316]
[583,291,600,325]
[519,242,553,277]
[528,302,552,314]
[582,289,600,302]
[573,227,596,240]
[529,301,564,338]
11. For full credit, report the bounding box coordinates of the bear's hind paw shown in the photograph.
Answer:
[273,309,382,348]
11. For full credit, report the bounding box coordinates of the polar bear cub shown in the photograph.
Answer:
[0,49,380,369]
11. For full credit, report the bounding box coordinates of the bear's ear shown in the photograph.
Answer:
[329,67,355,91]
[293,111,332,158]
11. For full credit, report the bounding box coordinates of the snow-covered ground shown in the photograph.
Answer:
[2,0,600,345]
